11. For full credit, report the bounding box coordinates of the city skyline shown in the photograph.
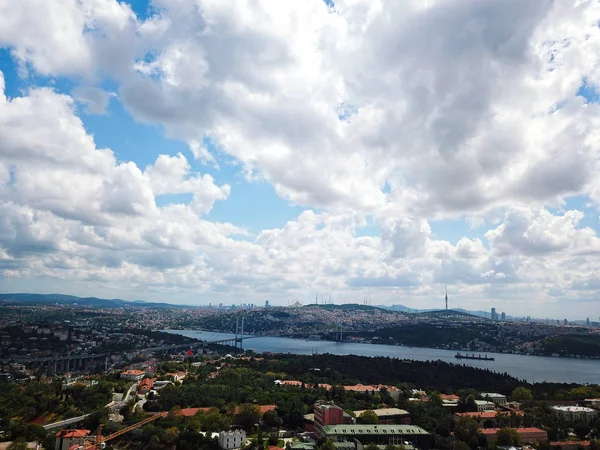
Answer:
[1,1,600,318]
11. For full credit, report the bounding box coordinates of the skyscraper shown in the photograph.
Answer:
[265,300,270,308]
[445,286,448,311]
[491,307,497,321]
[501,312,506,321]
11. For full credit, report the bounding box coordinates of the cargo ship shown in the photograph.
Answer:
[455,352,495,361]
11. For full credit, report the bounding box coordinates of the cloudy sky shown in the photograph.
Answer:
[1,0,600,318]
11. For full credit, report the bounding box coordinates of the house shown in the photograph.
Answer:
[456,411,499,425]
[259,405,277,414]
[120,369,145,381]
[479,427,548,444]
[55,429,90,450]
[138,378,156,395]
[353,408,410,425]
[455,410,523,427]
[481,393,508,405]
[552,406,598,422]
[475,400,495,412]
[343,384,379,394]
[166,371,187,382]
[218,430,246,450]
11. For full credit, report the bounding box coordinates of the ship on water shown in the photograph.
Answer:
[455,352,495,361]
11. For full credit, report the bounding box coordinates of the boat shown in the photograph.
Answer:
[455,352,495,361]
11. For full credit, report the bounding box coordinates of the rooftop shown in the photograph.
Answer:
[56,429,91,438]
[321,424,429,436]
[481,393,506,398]
[552,406,596,413]
[354,408,410,417]
[479,428,546,435]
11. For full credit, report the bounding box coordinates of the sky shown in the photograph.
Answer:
[1,0,600,319]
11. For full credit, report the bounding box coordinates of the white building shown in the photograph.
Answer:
[120,369,145,381]
[218,430,246,450]
[481,393,507,405]
[475,400,495,412]
[552,406,598,422]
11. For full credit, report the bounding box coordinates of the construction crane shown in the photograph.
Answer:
[75,413,166,450]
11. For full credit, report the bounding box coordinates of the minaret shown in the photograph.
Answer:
[445,286,448,311]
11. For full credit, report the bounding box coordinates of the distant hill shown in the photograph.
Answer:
[378,304,493,318]
[0,293,189,309]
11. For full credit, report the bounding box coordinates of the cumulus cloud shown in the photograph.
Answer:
[1,0,600,316]
[72,86,115,114]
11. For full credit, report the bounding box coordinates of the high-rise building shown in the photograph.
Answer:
[587,318,590,326]
[445,286,448,311]
[501,312,506,321]
[564,319,568,325]
[265,300,270,308]
[491,308,497,321]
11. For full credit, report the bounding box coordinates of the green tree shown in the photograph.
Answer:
[317,440,336,450]
[465,395,478,412]
[357,410,379,425]
[454,417,479,443]
[496,428,520,446]
[364,444,380,450]
[511,387,533,403]
[263,410,283,429]
[8,440,28,450]
[453,441,470,450]
[574,422,592,440]
[235,404,262,430]
[429,392,443,407]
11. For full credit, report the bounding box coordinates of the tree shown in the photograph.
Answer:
[357,410,379,425]
[235,404,262,430]
[429,392,443,407]
[454,417,479,443]
[263,410,283,429]
[364,444,380,450]
[453,441,470,450]
[465,395,478,412]
[574,422,592,440]
[511,387,533,403]
[317,440,336,450]
[496,428,520,446]
[8,440,28,450]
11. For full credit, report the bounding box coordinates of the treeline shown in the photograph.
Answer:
[363,323,500,347]
[541,335,600,357]
[259,354,523,394]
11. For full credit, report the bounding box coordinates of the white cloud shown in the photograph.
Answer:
[72,86,114,114]
[1,1,600,316]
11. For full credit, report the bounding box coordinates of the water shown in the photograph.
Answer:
[166,330,600,385]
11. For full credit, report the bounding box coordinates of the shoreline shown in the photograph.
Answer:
[165,328,599,361]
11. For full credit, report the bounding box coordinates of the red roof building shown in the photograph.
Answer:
[55,429,90,450]
[138,378,156,394]
[480,427,548,444]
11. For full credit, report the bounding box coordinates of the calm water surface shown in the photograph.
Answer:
[166,330,600,385]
